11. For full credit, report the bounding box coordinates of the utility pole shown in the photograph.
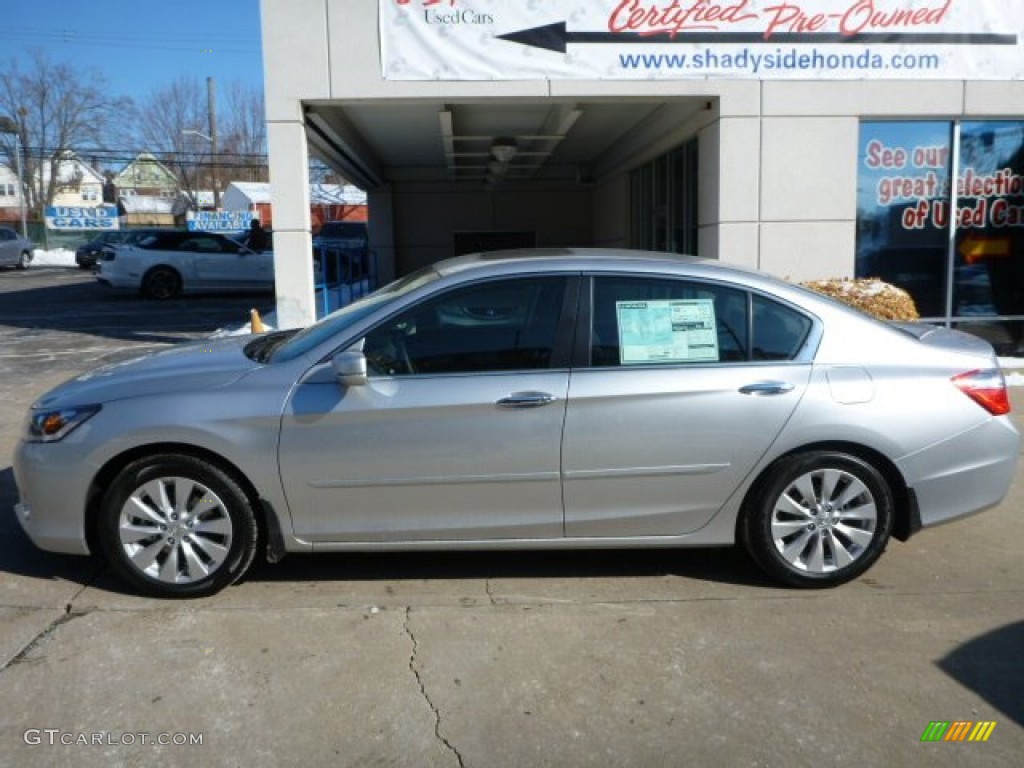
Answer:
[207,76,220,210]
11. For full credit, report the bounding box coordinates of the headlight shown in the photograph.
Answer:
[26,405,101,443]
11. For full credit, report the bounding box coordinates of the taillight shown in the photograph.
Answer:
[952,369,1012,416]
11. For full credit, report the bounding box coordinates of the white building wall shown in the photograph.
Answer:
[262,0,1024,326]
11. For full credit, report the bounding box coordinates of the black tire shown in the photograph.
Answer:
[16,250,31,270]
[741,451,894,588]
[142,266,182,299]
[97,454,259,598]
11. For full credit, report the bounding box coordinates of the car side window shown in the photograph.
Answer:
[591,276,749,366]
[363,277,567,376]
[178,237,224,253]
[751,294,812,361]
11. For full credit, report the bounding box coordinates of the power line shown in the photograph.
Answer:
[4,27,261,56]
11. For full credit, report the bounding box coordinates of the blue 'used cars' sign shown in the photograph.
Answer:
[45,205,120,230]
[187,211,254,233]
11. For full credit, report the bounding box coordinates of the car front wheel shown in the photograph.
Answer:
[16,250,31,269]
[142,266,182,299]
[98,454,259,597]
[742,451,894,587]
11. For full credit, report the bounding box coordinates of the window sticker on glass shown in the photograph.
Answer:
[615,299,719,364]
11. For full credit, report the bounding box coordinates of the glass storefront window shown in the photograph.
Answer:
[857,120,1024,353]
[954,122,1024,350]
[631,140,698,256]
[855,122,953,319]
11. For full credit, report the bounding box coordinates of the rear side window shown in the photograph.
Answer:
[751,295,813,360]
[591,276,749,366]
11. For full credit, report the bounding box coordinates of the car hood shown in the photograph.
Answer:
[33,336,263,409]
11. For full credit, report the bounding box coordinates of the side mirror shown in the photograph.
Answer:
[331,347,367,387]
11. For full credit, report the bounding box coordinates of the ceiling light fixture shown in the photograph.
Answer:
[490,137,518,163]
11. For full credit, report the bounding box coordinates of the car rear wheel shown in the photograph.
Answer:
[742,451,894,587]
[16,250,31,269]
[142,266,182,299]
[98,454,259,597]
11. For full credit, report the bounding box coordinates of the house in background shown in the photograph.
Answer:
[114,152,181,224]
[0,164,25,224]
[45,152,104,208]
[310,183,368,231]
[221,181,367,231]
[114,152,180,198]
[120,194,179,227]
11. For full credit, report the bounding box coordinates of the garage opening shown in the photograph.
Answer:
[304,97,713,280]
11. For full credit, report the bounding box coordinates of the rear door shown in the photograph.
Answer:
[191,235,272,289]
[562,274,814,537]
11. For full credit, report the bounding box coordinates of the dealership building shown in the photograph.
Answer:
[260,0,1024,350]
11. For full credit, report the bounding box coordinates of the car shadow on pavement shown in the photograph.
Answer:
[241,546,775,589]
[937,620,1024,727]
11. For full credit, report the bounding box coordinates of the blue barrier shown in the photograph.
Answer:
[313,245,378,318]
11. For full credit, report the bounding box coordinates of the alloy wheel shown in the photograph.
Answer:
[769,467,878,574]
[117,476,234,585]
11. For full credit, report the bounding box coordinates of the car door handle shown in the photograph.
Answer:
[738,381,795,396]
[497,392,558,408]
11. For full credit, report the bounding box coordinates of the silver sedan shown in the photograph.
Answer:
[0,225,33,269]
[13,249,1020,597]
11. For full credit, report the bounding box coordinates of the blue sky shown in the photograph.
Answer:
[7,0,264,102]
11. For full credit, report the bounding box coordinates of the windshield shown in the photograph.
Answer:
[268,266,442,362]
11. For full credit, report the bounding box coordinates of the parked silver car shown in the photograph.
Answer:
[0,225,33,269]
[14,249,1020,597]
[96,230,273,298]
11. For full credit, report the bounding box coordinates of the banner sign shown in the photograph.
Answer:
[187,210,256,233]
[380,0,1024,81]
[45,205,119,230]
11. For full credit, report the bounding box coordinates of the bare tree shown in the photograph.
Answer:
[0,49,131,216]
[220,81,267,183]
[134,77,267,207]
[134,76,208,208]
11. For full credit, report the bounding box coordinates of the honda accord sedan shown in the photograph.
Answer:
[13,249,1020,597]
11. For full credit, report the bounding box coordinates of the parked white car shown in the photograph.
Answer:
[0,225,33,269]
[96,230,274,299]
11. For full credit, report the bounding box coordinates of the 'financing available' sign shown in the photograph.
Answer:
[187,210,256,233]
[380,0,1024,81]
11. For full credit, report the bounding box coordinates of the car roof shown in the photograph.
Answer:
[429,247,854,318]
[433,248,779,285]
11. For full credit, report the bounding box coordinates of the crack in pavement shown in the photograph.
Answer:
[1,605,89,673]
[404,607,466,768]
[0,564,102,674]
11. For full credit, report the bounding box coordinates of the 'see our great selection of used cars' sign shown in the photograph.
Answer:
[45,205,120,231]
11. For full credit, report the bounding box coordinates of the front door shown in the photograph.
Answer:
[278,275,576,542]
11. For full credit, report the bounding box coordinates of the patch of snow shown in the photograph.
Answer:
[209,310,278,338]
[30,248,78,267]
